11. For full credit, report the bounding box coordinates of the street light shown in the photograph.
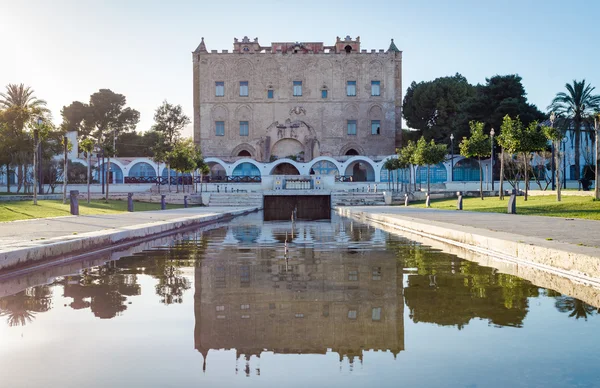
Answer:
[490,128,495,191]
[550,112,556,190]
[33,117,43,205]
[595,114,599,200]
[450,133,454,181]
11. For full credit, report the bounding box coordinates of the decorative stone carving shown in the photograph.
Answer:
[289,106,306,116]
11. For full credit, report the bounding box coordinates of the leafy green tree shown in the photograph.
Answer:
[400,140,418,191]
[520,121,548,200]
[402,73,474,144]
[382,158,398,192]
[193,146,208,193]
[83,89,139,200]
[167,138,196,193]
[0,84,50,194]
[462,75,545,132]
[151,101,190,192]
[542,124,564,201]
[459,121,490,199]
[548,80,600,180]
[413,137,447,195]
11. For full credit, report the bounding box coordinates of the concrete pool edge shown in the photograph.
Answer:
[0,207,259,272]
[338,207,600,287]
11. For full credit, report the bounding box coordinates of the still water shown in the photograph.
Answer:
[1,212,599,388]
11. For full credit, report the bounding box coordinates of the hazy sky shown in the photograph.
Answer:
[1,0,599,137]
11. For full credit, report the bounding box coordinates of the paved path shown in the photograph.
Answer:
[0,207,258,271]
[344,206,600,248]
[339,206,600,284]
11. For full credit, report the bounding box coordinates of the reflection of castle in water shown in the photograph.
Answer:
[193,220,405,372]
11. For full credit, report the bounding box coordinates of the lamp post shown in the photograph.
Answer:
[33,117,43,205]
[450,133,454,181]
[490,128,495,192]
[595,114,599,200]
[562,137,567,189]
[550,112,556,190]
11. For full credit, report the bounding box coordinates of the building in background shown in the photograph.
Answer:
[192,35,403,178]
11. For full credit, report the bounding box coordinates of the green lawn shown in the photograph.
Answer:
[412,195,600,220]
[0,200,183,222]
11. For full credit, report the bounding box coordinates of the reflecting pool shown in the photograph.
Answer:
[1,212,599,388]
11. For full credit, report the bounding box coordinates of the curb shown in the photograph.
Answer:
[0,207,258,271]
[338,207,600,287]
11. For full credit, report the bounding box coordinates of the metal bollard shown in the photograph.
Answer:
[404,193,409,207]
[507,189,517,214]
[127,192,134,212]
[374,184,377,193]
[184,195,188,208]
[457,191,463,210]
[426,193,431,208]
[161,194,166,210]
[216,185,220,193]
[69,190,79,215]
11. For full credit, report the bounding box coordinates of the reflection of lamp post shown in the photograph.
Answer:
[450,133,454,181]
[490,128,495,191]
[550,112,556,190]
[595,114,599,200]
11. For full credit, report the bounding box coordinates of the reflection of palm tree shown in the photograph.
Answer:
[555,296,597,320]
[0,285,52,327]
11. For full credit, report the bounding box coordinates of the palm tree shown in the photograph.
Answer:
[548,80,600,180]
[0,84,50,194]
[0,84,49,126]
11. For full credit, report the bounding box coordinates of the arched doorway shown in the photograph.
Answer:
[129,162,157,178]
[310,160,339,176]
[207,162,226,181]
[345,149,359,156]
[237,150,251,157]
[96,163,124,184]
[416,163,448,184]
[344,161,375,182]
[453,158,480,181]
[232,162,260,177]
[272,162,300,175]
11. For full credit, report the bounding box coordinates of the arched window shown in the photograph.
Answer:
[416,163,447,184]
[345,149,359,156]
[129,162,157,178]
[345,45,352,53]
[232,162,260,177]
[453,158,480,181]
[95,163,124,184]
[311,160,339,176]
[238,150,251,157]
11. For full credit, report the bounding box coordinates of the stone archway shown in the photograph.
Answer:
[272,162,300,175]
[271,138,304,160]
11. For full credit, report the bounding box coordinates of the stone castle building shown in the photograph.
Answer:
[192,36,403,170]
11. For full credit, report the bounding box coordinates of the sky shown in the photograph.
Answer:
[1,0,599,137]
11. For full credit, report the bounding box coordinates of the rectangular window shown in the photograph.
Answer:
[217,315,226,319]
[241,304,250,310]
[348,270,358,281]
[239,121,249,136]
[215,121,225,136]
[371,81,381,96]
[239,81,248,96]
[347,81,357,96]
[267,89,274,99]
[371,120,381,135]
[348,310,357,319]
[372,307,382,321]
[216,305,225,311]
[372,267,382,280]
[295,313,304,318]
[347,120,357,136]
[241,315,250,319]
[293,81,302,96]
[321,89,328,99]
[215,81,224,97]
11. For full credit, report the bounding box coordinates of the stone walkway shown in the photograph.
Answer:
[0,207,258,271]
[344,206,600,248]
[339,206,600,283]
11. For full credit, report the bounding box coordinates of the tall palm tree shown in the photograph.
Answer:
[548,80,600,180]
[0,83,49,127]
